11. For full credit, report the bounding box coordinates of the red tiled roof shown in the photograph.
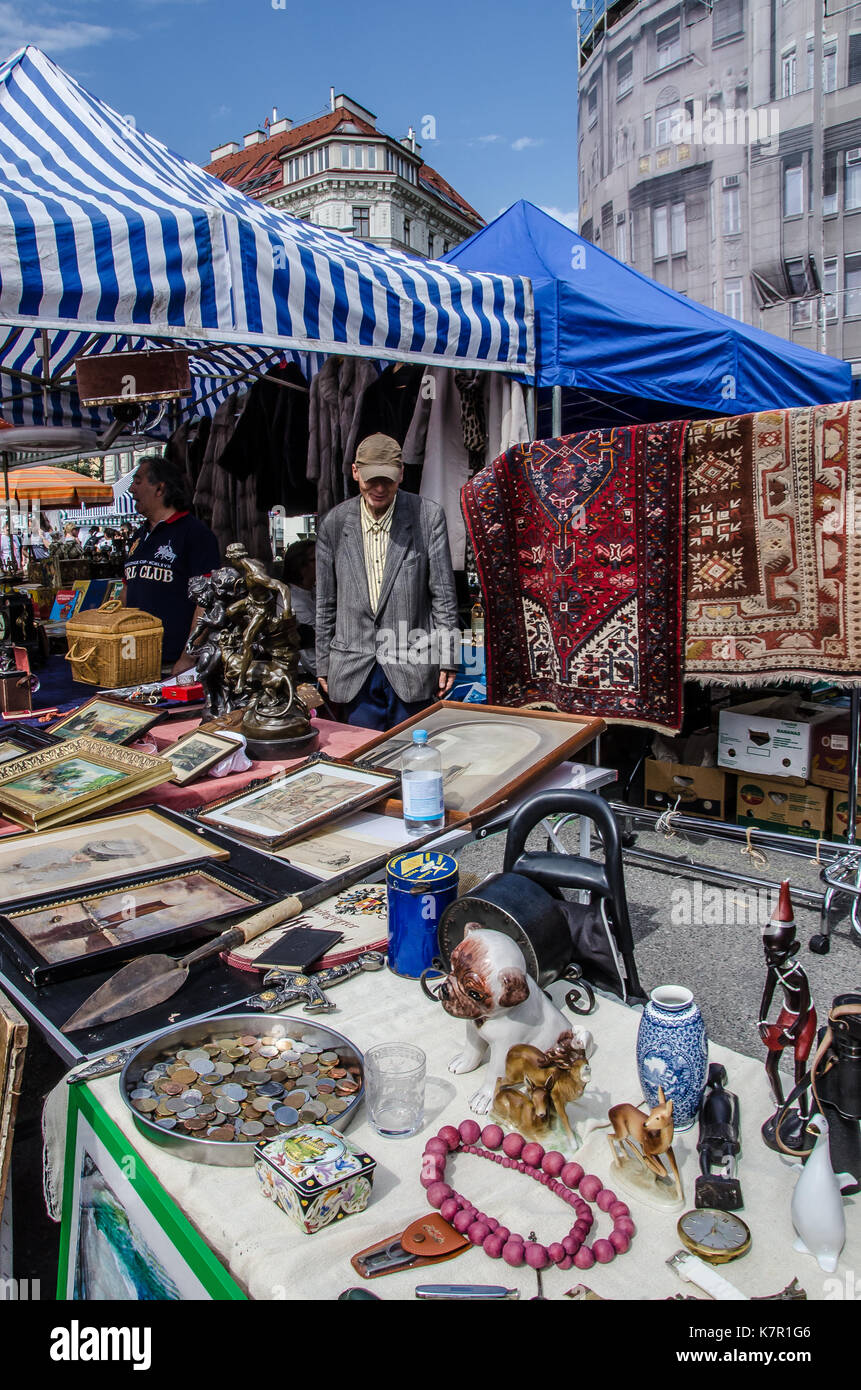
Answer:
[206,110,380,181]
[205,109,483,229]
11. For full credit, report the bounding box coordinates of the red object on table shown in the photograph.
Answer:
[160,682,205,702]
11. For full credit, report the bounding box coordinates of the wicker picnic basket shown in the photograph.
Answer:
[64,599,163,686]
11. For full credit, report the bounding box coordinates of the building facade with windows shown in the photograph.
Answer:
[205,93,483,258]
[577,0,861,379]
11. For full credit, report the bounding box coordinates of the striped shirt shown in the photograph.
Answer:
[360,496,396,612]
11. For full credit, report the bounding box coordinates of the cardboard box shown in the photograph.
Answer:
[831,793,861,842]
[644,759,730,820]
[809,712,856,790]
[736,774,830,839]
[718,698,836,781]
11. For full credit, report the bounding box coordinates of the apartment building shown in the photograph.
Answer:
[205,92,483,258]
[577,0,861,376]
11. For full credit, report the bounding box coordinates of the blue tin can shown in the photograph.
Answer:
[386,851,459,979]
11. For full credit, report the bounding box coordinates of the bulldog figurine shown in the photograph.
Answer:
[437,925,594,1114]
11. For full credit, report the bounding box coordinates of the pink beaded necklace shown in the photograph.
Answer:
[421,1120,636,1272]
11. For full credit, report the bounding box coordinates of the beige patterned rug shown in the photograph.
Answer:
[685,399,861,683]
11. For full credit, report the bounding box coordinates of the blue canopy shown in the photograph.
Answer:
[444,200,850,414]
[0,48,534,432]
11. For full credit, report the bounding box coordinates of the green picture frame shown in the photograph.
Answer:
[57,1083,245,1301]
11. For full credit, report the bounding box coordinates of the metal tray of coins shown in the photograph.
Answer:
[120,1014,364,1166]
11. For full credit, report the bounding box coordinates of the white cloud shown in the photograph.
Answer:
[0,3,116,54]
[477,134,501,144]
[512,136,544,151]
[539,205,579,230]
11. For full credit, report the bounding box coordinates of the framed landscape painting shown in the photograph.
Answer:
[162,730,237,785]
[58,1084,244,1300]
[0,864,273,986]
[198,757,399,848]
[0,737,170,830]
[0,808,229,906]
[50,696,161,746]
[350,702,604,816]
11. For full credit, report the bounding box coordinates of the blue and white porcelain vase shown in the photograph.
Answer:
[636,985,708,1131]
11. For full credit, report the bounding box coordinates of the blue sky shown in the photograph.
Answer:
[9,0,581,230]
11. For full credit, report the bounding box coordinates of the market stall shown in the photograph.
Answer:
[45,976,851,1303]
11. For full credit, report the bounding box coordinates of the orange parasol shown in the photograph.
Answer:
[4,466,113,508]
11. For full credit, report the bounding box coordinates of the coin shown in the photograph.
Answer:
[239,1035,257,1046]
[303,1099,327,1119]
[130,1087,153,1100]
[133,1098,158,1113]
[241,1120,264,1136]
[286,1090,308,1107]
[250,1057,268,1072]
[186,1051,212,1072]
[181,1089,203,1106]
[161,1081,184,1096]
[208,1126,235,1142]
[326,1096,348,1114]
[336,1079,359,1095]
[155,1116,178,1130]
[317,1080,335,1094]
[165,1097,188,1113]
[252,1095,275,1112]
[173,1068,198,1086]
[257,1081,284,1098]
[330,1068,347,1080]
[262,1113,277,1127]
[215,1097,240,1116]
[273,1106,299,1126]
[220,1084,247,1102]
[184,1118,206,1132]
[214,1061,234,1076]
[319,1052,339,1066]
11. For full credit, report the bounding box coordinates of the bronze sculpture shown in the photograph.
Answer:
[186,544,318,756]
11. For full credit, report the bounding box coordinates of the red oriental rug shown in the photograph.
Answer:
[685,400,861,684]
[461,422,688,732]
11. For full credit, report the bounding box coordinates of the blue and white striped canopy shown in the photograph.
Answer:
[0,45,533,430]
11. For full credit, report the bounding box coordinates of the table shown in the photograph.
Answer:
[45,970,856,1302]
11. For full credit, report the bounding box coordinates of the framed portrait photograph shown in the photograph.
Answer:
[198,756,399,849]
[350,701,604,817]
[0,863,275,986]
[49,696,161,746]
[0,736,171,831]
[162,730,237,786]
[58,1084,244,1300]
[0,807,229,907]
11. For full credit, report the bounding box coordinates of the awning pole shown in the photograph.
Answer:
[41,330,51,417]
[552,385,562,437]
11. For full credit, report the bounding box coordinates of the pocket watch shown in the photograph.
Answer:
[677,1208,751,1264]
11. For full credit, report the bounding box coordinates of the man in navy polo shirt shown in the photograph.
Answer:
[125,455,221,675]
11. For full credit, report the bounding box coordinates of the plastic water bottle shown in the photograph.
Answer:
[402,729,444,834]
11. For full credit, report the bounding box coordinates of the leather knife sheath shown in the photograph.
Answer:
[351,1213,470,1279]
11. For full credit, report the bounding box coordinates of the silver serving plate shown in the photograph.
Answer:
[119,1013,364,1167]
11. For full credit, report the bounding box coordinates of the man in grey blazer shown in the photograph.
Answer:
[316,433,460,730]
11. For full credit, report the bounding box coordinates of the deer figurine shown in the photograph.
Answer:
[607,1088,684,1204]
[493,1039,591,1144]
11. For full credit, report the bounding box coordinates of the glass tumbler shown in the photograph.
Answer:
[364,1043,426,1138]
